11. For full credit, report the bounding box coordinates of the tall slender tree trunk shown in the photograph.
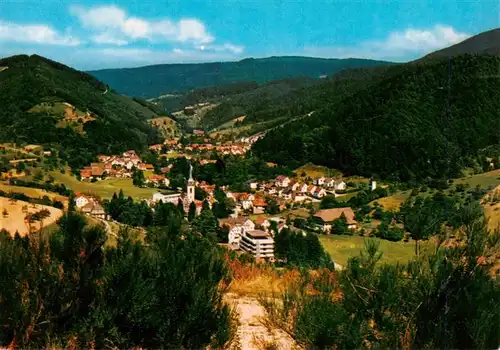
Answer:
[415,239,419,256]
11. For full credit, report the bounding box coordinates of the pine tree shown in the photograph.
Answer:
[188,202,197,222]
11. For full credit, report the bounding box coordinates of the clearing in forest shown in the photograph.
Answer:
[0,197,63,237]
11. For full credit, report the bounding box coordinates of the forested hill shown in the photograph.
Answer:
[420,28,500,60]
[88,56,394,98]
[0,54,160,169]
[253,54,500,182]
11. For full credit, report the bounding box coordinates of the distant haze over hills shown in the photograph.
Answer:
[87,56,394,98]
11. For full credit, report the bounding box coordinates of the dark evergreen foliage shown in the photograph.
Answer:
[0,212,232,348]
[253,55,500,181]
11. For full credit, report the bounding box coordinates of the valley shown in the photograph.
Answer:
[0,22,499,350]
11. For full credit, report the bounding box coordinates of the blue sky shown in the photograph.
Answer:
[0,0,498,69]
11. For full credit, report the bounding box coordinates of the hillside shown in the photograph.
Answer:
[0,55,160,169]
[421,27,500,60]
[253,54,500,181]
[88,56,394,98]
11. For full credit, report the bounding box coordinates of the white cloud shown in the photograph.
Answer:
[0,20,80,46]
[305,25,471,61]
[70,5,215,45]
[92,33,128,46]
[177,19,214,44]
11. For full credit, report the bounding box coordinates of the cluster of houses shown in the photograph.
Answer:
[253,175,348,203]
[79,150,169,187]
[148,139,251,157]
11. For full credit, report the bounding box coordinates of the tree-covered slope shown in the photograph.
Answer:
[253,55,500,181]
[420,28,500,60]
[88,56,394,98]
[0,54,160,169]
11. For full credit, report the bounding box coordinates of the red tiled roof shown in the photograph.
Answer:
[314,208,356,225]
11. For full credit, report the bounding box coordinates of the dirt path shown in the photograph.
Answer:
[224,293,301,350]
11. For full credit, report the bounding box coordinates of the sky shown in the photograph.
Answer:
[0,0,498,70]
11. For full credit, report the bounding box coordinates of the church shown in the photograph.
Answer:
[151,161,206,216]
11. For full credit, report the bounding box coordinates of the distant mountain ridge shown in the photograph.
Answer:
[87,56,394,98]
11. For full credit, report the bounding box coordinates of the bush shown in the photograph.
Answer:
[0,213,233,348]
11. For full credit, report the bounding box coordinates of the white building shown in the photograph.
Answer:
[224,217,256,248]
[334,181,347,191]
[152,192,182,205]
[239,230,274,259]
[370,179,377,191]
[75,194,90,208]
[275,176,290,188]
[314,177,326,186]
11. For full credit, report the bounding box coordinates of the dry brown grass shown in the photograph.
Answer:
[225,257,300,296]
[0,197,63,237]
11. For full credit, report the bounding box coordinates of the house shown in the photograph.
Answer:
[75,195,106,220]
[252,196,267,214]
[307,185,317,195]
[280,188,293,200]
[275,175,290,188]
[81,201,106,220]
[323,178,336,188]
[75,194,90,208]
[236,193,255,210]
[80,165,104,181]
[334,181,347,191]
[146,174,170,187]
[293,193,308,203]
[298,183,309,193]
[239,230,274,259]
[290,182,301,191]
[314,177,326,186]
[255,217,271,231]
[222,217,256,248]
[138,163,154,171]
[266,186,277,195]
[149,144,163,152]
[313,208,357,232]
[312,187,327,199]
[193,129,205,136]
[249,182,259,190]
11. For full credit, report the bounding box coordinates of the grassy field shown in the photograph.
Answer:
[454,169,500,188]
[374,191,412,211]
[49,171,158,199]
[319,234,433,267]
[0,183,68,205]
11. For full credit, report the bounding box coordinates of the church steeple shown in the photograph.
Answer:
[187,161,195,203]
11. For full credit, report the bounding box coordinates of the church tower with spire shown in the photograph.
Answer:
[187,161,195,203]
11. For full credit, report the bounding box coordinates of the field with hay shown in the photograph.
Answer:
[0,197,63,237]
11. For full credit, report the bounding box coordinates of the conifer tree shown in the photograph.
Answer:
[188,201,197,222]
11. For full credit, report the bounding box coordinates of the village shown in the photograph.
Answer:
[76,151,369,262]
